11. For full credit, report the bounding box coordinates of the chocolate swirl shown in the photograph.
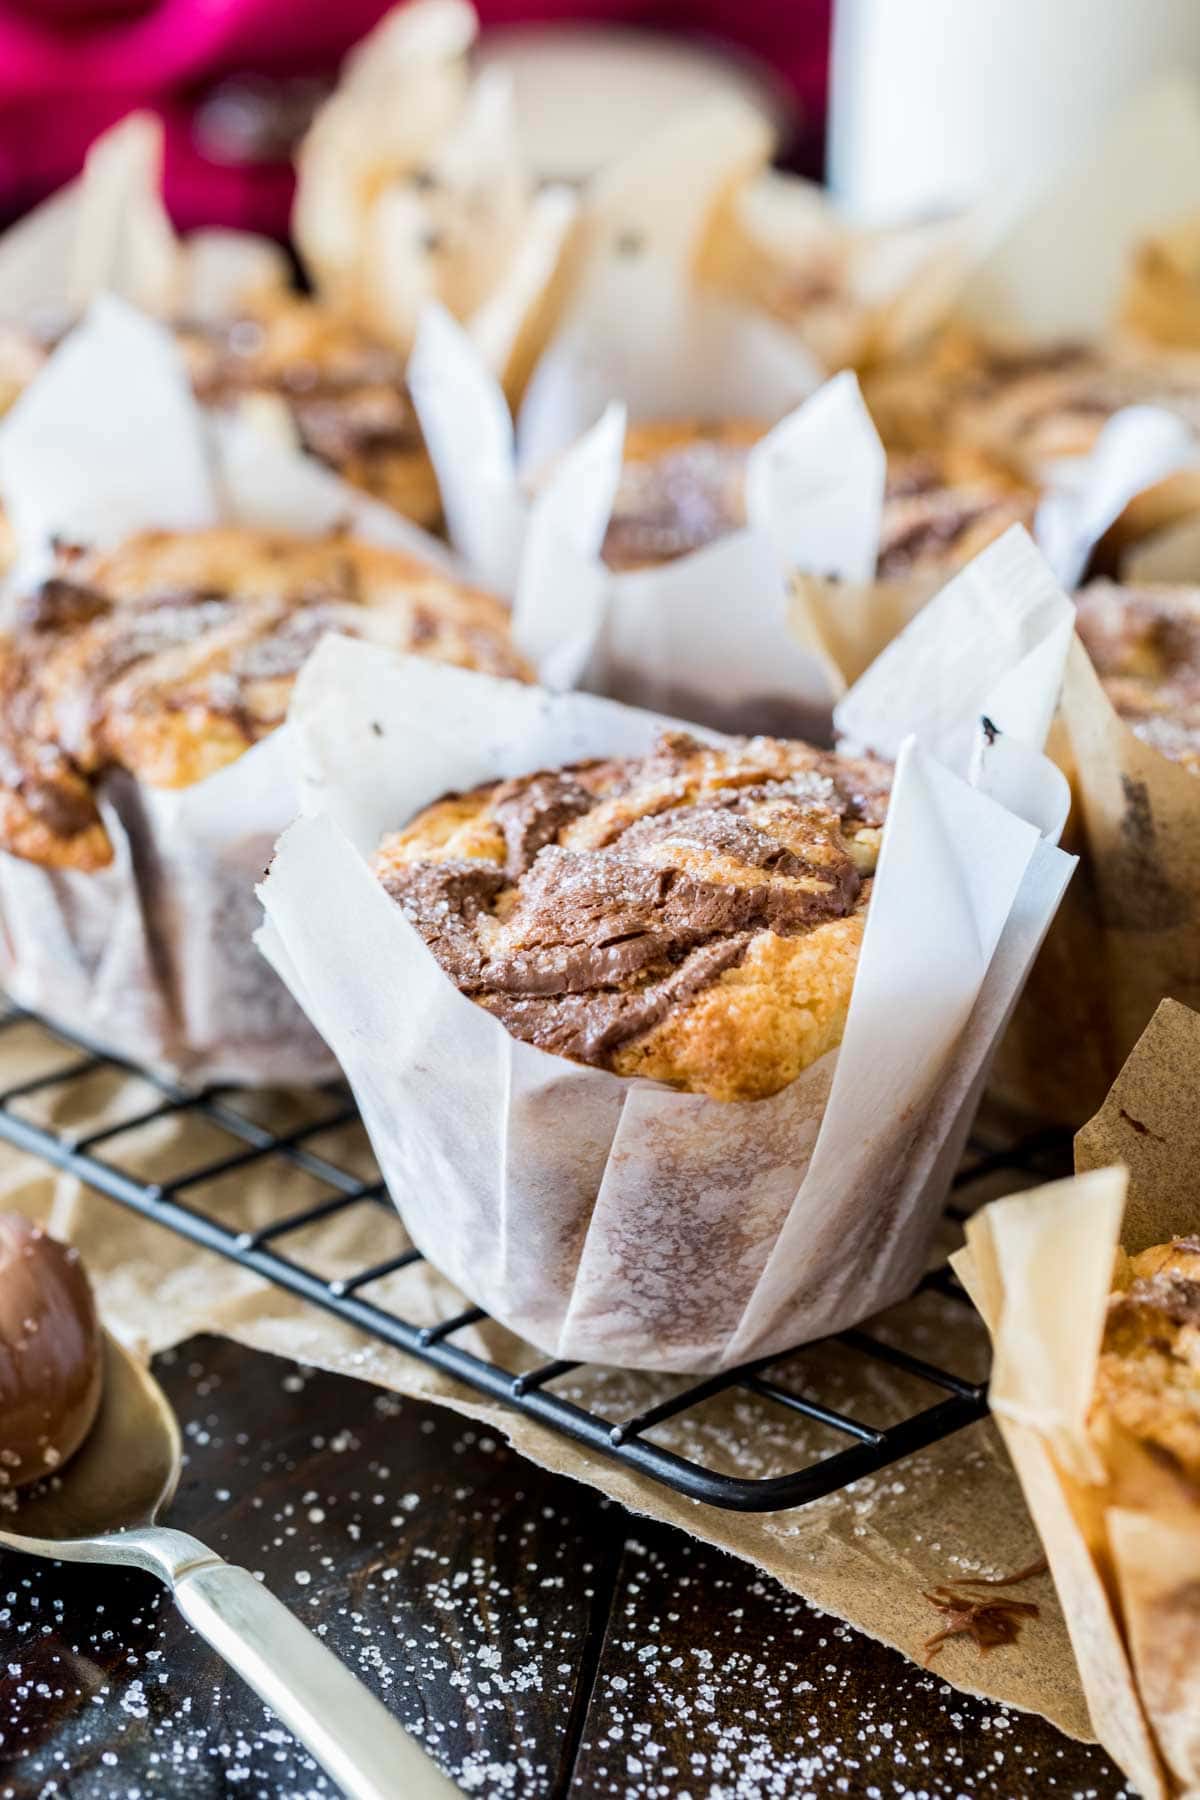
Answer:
[375,730,891,1089]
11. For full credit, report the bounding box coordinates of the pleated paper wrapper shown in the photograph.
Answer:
[0,298,469,1086]
[986,402,1200,1125]
[292,0,576,399]
[955,997,1200,1799]
[254,527,1075,1371]
[413,302,887,735]
[0,111,288,335]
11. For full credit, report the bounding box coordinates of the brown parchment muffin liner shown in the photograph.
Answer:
[993,637,1200,1125]
[956,998,1200,1799]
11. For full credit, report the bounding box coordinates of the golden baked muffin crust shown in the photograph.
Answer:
[860,330,1101,458]
[0,527,529,873]
[373,729,891,1102]
[1074,580,1200,773]
[877,451,1034,580]
[176,294,440,524]
[1093,1237,1200,1488]
[956,353,1200,475]
[600,419,764,571]
[0,292,441,527]
[597,415,1032,581]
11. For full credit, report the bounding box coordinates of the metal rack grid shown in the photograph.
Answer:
[0,1004,1073,1513]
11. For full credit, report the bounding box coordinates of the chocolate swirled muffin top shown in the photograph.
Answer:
[861,329,1101,459]
[875,452,1034,581]
[0,526,529,872]
[0,292,440,528]
[956,354,1200,476]
[1073,580,1200,773]
[175,295,440,523]
[1093,1238,1200,1488]
[600,420,762,571]
[596,418,1030,581]
[863,328,1200,488]
[374,729,891,1102]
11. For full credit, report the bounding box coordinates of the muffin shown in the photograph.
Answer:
[956,352,1200,479]
[1073,580,1200,773]
[0,292,442,528]
[867,333,1200,577]
[962,1142,1200,1800]
[1093,1236,1200,1490]
[372,727,891,1102]
[258,592,1072,1368]
[0,527,526,874]
[876,451,1034,581]
[863,328,1200,489]
[860,329,1102,459]
[599,417,1030,584]
[0,526,527,1081]
[599,420,762,571]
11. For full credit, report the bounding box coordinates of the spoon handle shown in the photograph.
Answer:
[170,1546,459,1799]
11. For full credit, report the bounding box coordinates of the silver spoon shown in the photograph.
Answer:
[0,1331,459,1799]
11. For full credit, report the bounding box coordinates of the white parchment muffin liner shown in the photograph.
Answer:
[0,112,288,336]
[416,313,1195,734]
[257,529,1076,1369]
[0,298,504,1085]
[411,306,875,734]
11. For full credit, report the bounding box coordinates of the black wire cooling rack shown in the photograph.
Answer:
[0,1004,1073,1513]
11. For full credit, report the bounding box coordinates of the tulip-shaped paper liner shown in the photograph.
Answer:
[510,95,822,466]
[1057,632,1200,1073]
[0,112,288,331]
[292,0,576,398]
[410,305,879,730]
[256,527,1075,1370]
[954,997,1200,1800]
[0,297,484,1083]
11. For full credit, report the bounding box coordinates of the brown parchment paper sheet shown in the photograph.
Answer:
[0,1012,1097,1742]
[957,998,1200,1798]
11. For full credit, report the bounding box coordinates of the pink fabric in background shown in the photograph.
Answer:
[0,0,830,235]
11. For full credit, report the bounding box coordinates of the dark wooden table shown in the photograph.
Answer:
[0,1337,1135,1799]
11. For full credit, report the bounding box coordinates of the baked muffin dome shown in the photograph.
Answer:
[600,419,763,571]
[597,416,1030,583]
[1074,580,1200,772]
[0,292,441,528]
[0,526,529,872]
[1093,1237,1200,1486]
[956,353,1200,475]
[374,728,891,1102]
[876,451,1034,581]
